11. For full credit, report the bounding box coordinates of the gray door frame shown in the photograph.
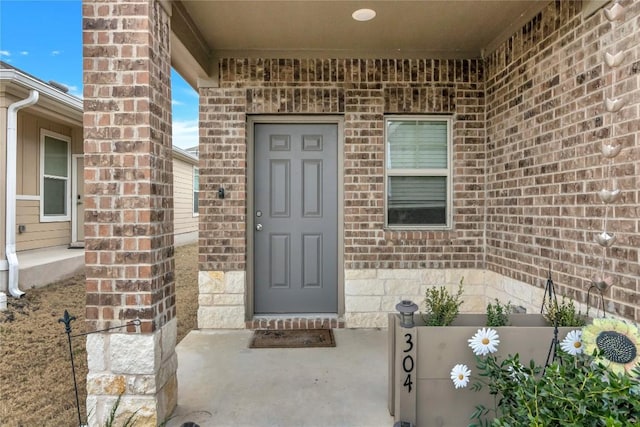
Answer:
[71,154,85,244]
[247,116,345,319]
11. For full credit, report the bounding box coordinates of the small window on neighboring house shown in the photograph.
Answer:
[40,130,71,222]
[193,167,199,216]
[385,117,452,229]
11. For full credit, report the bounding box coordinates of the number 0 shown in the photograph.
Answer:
[402,354,414,373]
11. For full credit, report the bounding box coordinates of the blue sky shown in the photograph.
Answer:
[0,0,199,149]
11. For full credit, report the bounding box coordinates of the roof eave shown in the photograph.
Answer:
[0,68,83,124]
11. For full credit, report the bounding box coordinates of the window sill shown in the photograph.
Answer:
[40,215,71,223]
[384,224,453,232]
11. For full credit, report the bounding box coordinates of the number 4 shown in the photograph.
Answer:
[404,374,413,393]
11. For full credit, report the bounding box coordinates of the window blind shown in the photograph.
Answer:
[388,176,446,208]
[387,120,447,169]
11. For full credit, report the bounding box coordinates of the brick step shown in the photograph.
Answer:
[246,316,345,330]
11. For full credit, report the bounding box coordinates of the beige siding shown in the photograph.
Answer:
[173,157,198,236]
[16,111,80,196]
[15,200,71,251]
[11,111,80,251]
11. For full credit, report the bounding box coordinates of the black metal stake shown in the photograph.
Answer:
[540,264,557,314]
[59,310,83,427]
[59,311,142,426]
[544,319,560,372]
[541,267,560,372]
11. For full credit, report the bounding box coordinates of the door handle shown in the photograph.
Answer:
[256,224,263,231]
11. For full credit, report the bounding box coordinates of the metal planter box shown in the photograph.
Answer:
[388,313,575,427]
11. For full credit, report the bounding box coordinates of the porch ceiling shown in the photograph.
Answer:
[170,0,549,88]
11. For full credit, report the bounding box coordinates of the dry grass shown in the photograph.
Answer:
[0,243,198,426]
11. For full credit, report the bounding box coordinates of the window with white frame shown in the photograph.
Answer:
[193,167,199,216]
[385,117,452,228]
[40,130,71,222]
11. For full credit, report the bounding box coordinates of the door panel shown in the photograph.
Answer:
[270,234,290,288]
[270,160,290,217]
[302,234,322,288]
[302,160,322,216]
[254,123,338,313]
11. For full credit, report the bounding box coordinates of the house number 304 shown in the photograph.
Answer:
[403,333,414,393]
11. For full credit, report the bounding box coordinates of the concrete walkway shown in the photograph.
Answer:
[167,329,394,427]
[17,245,85,289]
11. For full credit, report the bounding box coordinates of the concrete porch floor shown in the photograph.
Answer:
[17,245,85,289]
[167,328,394,427]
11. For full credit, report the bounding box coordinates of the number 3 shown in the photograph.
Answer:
[404,333,413,352]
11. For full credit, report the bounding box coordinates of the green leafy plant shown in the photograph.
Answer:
[544,296,586,327]
[491,352,640,427]
[103,395,138,427]
[422,277,464,326]
[452,319,640,427]
[95,394,178,427]
[486,299,511,327]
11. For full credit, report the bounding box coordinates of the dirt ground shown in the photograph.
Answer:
[0,243,198,426]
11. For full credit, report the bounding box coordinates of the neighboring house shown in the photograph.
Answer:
[0,61,198,296]
[172,145,199,245]
[0,61,84,297]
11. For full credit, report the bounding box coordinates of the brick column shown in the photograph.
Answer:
[83,0,177,425]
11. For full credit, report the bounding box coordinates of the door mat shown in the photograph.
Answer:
[249,329,336,348]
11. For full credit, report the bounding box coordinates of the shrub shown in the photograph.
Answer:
[544,297,586,327]
[486,299,511,327]
[422,277,464,326]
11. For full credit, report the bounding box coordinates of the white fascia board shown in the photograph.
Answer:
[172,145,199,164]
[0,68,83,113]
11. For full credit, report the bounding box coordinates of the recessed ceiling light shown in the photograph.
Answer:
[352,8,376,22]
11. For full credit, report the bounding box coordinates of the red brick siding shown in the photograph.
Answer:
[485,1,639,320]
[83,0,175,332]
[246,317,344,330]
[199,59,486,272]
[198,88,247,271]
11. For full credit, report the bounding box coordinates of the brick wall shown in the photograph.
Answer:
[198,59,486,327]
[199,4,639,327]
[485,0,639,321]
[200,59,486,272]
[198,88,247,272]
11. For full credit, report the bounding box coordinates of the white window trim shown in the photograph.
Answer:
[384,115,453,230]
[71,154,83,243]
[16,195,40,201]
[40,129,71,222]
[192,166,199,217]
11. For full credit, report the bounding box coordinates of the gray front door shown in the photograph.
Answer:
[254,123,338,313]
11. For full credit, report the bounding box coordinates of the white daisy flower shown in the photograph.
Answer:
[468,328,500,356]
[560,329,583,356]
[507,362,527,382]
[450,364,471,389]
